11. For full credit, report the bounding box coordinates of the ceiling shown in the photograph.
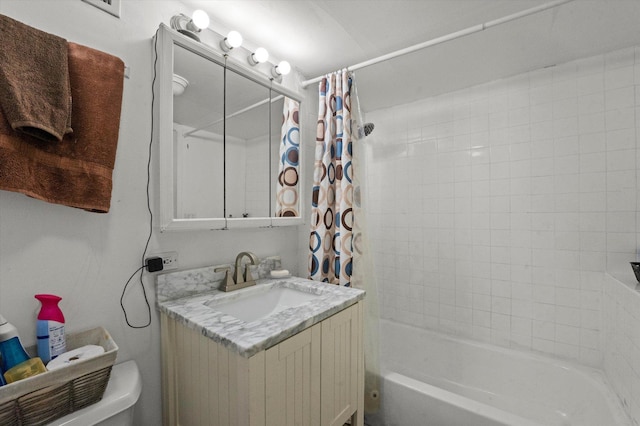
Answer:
[181,0,640,111]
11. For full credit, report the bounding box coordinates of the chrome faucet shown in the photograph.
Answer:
[215,251,259,292]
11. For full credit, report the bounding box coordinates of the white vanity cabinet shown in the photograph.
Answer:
[160,301,364,426]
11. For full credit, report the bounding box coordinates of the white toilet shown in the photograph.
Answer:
[49,360,141,426]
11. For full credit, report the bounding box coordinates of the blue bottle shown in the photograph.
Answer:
[0,314,30,385]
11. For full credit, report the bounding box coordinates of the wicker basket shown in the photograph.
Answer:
[0,327,118,426]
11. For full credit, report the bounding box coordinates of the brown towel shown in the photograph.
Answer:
[0,42,124,213]
[0,14,72,142]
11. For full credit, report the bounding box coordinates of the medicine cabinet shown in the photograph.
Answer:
[155,24,303,231]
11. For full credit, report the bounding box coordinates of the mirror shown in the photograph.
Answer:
[156,24,303,231]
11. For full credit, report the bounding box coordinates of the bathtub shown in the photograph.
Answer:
[366,320,631,426]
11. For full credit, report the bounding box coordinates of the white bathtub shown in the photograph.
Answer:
[367,320,631,426]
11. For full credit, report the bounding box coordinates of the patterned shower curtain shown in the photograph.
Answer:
[309,70,353,286]
[276,97,300,217]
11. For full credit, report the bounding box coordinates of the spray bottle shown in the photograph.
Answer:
[0,314,30,386]
[35,294,66,364]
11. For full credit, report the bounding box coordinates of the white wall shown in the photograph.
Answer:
[365,45,640,367]
[0,2,304,424]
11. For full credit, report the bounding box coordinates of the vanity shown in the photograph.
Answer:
[156,260,365,426]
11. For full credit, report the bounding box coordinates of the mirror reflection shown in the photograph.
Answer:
[225,67,271,219]
[162,30,302,230]
[172,43,224,219]
[274,96,300,218]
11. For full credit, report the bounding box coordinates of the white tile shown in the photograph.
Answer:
[578,112,606,135]
[532,337,556,355]
[533,320,556,340]
[579,173,606,194]
[580,152,606,173]
[606,86,636,110]
[555,232,580,250]
[553,250,580,269]
[580,291,602,311]
[553,97,578,119]
[552,79,578,100]
[491,296,511,315]
[554,341,580,361]
[607,170,636,191]
[511,230,533,247]
[510,160,531,178]
[578,92,605,115]
[508,124,531,144]
[605,65,635,89]
[605,107,635,130]
[555,155,580,175]
[531,158,555,177]
[512,297,534,318]
[580,251,606,272]
[491,312,511,331]
[555,193,580,212]
[509,107,530,126]
[491,162,511,180]
[532,194,554,213]
[556,306,582,327]
[576,72,604,97]
[605,48,634,70]
[531,176,555,194]
[607,189,636,212]
[607,232,637,253]
[579,132,606,154]
[532,231,554,249]
[491,246,510,263]
[580,231,606,251]
[556,287,581,308]
[606,128,636,151]
[531,213,555,231]
[473,278,492,296]
[607,149,636,171]
[556,324,580,345]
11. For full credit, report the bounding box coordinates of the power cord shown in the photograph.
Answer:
[119,28,159,329]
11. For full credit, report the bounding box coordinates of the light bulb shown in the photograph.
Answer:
[227,30,243,48]
[254,47,269,63]
[191,10,209,30]
[277,60,291,75]
[220,30,243,52]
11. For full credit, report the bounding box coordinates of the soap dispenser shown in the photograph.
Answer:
[0,314,30,377]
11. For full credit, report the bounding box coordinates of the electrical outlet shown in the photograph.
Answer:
[149,251,178,271]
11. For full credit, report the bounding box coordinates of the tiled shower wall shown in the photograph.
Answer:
[365,45,640,367]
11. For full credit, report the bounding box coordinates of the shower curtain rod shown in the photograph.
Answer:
[184,94,284,137]
[301,0,574,88]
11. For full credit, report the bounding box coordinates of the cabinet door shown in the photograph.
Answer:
[321,304,360,426]
[265,324,321,426]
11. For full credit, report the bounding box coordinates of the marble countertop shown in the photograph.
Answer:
[157,275,365,358]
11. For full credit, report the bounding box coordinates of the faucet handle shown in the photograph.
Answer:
[214,266,234,291]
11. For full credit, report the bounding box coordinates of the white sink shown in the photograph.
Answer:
[204,286,321,322]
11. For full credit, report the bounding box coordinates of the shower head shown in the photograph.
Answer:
[357,122,375,138]
[363,122,375,136]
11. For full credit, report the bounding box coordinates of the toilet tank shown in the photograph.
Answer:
[49,360,141,426]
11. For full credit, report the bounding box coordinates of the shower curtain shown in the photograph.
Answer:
[309,70,380,413]
[309,70,353,286]
[276,97,300,217]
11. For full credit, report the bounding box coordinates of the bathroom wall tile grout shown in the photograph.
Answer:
[366,44,640,370]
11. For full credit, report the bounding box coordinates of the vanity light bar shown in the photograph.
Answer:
[168,10,292,79]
